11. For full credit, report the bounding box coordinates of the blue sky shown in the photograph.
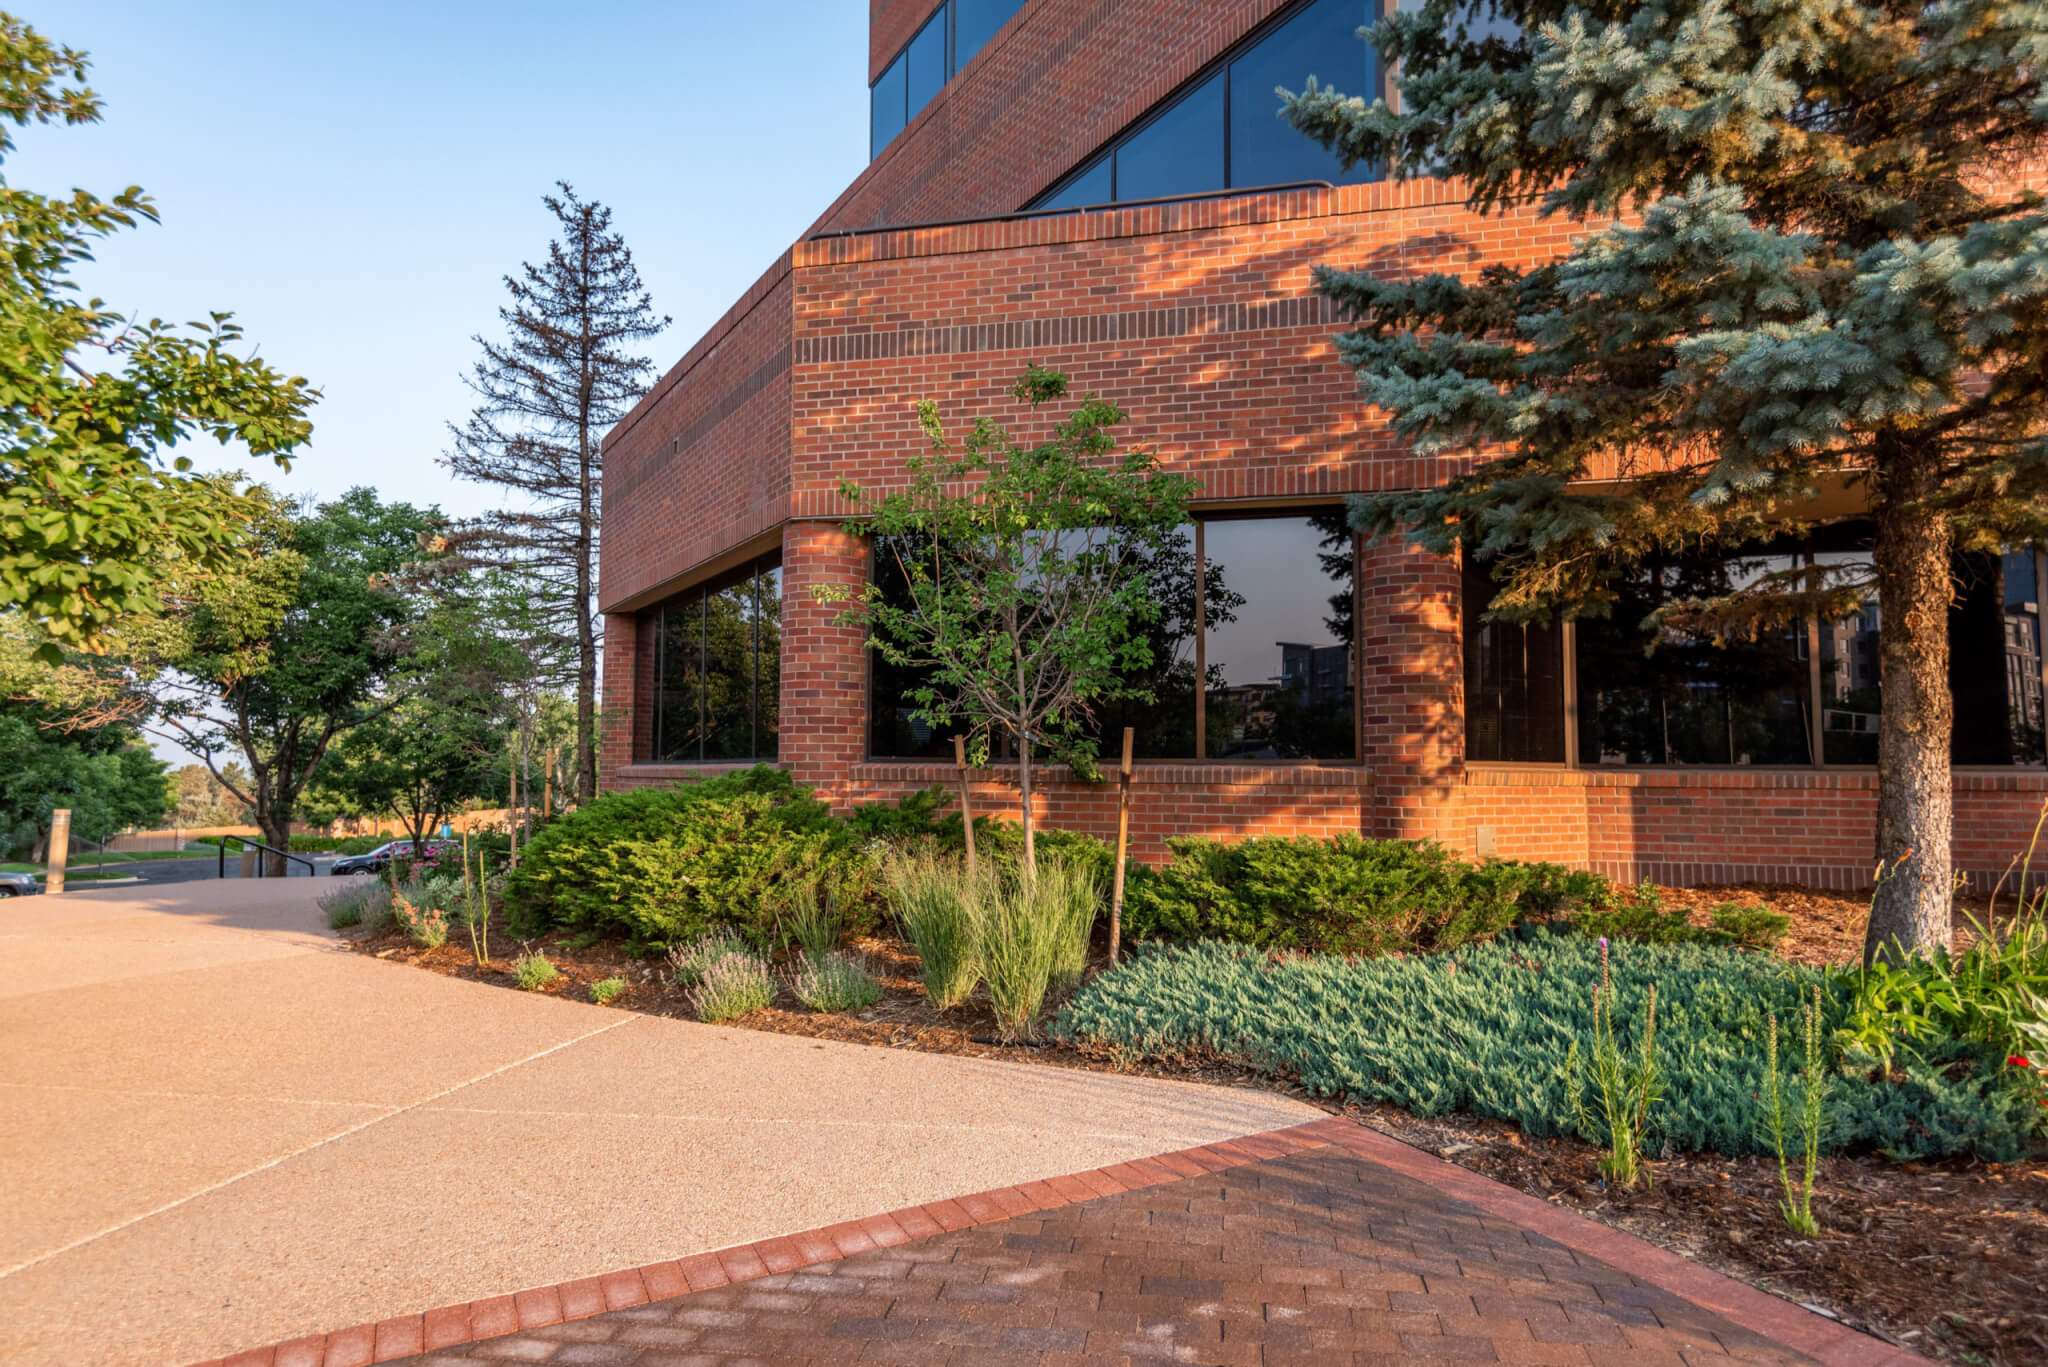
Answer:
[15,0,870,520]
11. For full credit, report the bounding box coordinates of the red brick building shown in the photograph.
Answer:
[598,0,2048,890]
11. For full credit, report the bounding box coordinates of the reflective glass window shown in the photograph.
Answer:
[868,533,953,759]
[1113,73,1226,202]
[907,10,947,118]
[954,0,1024,70]
[1462,556,1565,763]
[1096,524,1204,759]
[870,51,907,158]
[1202,513,1356,760]
[643,556,781,764]
[1036,155,1112,211]
[1228,0,1378,188]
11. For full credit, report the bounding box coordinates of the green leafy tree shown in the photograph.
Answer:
[311,599,517,846]
[86,487,442,870]
[0,15,316,658]
[1283,0,2048,961]
[0,706,167,861]
[822,366,1199,870]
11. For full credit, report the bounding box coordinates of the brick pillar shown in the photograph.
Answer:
[1358,538,1464,844]
[779,520,870,802]
[599,611,644,791]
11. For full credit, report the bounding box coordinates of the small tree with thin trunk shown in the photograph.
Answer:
[1282,0,2048,963]
[444,183,668,807]
[823,366,1198,871]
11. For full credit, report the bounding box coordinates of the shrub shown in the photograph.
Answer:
[1052,929,2039,1162]
[885,851,981,1009]
[789,952,884,1012]
[689,950,774,1022]
[1709,903,1792,953]
[669,931,751,988]
[318,879,386,930]
[590,976,627,1005]
[1122,834,1571,956]
[503,767,883,950]
[392,893,449,949]
[1835,904,2048,1072]
[513,951,560,991]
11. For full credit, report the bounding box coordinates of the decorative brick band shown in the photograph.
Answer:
[187,1115,1919,1367]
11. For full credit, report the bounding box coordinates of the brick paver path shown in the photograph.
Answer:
[387,1144,1814,1367]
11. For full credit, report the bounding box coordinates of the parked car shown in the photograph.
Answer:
[331,840,454,876]
[0,870,42,896]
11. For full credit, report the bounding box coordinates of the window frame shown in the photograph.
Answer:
[1462,543,2048,772]
[864,505,1366,766]
[868,0,1028,160]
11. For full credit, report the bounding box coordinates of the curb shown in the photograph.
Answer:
[189,1114,1925,1367]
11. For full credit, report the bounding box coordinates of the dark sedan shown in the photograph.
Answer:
[0,869,41,896]
[331,840,453,876]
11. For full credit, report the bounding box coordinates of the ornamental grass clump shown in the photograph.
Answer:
[886,851,981,1009]
[789,951,884,1013]
[688,949,774,1022]
[1032,853,1101,989]
[977,864,1071,1040]
[1565,939,1663,1188]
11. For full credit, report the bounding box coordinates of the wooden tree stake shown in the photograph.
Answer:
[953,735,977,879]
[1109,727,1134,964]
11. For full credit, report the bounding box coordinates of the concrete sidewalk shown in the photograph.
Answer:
[0,881,1317,1367]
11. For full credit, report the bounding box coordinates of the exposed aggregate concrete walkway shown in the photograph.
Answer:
[0,881,1317,1367]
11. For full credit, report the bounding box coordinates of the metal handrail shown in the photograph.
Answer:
[217,838,316,879]
[805,180,1337,241]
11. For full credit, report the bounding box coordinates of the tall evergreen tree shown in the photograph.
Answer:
[1285,0,2048,962]
[444,184,668,805]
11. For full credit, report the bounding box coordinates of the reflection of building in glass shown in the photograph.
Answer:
[1280,642,1351,706]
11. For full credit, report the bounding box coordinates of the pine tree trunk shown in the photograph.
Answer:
[1864,443,1955,965]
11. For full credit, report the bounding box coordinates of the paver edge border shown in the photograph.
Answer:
[188,1114,1926,1367]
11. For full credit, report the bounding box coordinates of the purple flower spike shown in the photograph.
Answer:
[1598,936,1609,949]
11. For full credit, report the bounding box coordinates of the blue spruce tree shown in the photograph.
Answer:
[1287,0,2048,962]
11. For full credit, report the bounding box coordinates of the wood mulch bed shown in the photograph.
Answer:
[345,882,2048,1366]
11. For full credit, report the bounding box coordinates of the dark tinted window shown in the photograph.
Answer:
[1036,155,1112,211]
[645,557,781,763]
[1462,556,1565,763]
[1096,525,1203,759]
[869,533,953,759]
[1576,545,1812,767]
[954,0,1024,69]
[1202,513,1355,760]
[907,11,947,116]
[870,52,907,158]
[1229,0,1377,188]
[1114,73,1225,202]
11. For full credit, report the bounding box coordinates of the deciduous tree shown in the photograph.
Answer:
[824,367,1198,870]
[0,15,315,658]
[1284,0,2048,960]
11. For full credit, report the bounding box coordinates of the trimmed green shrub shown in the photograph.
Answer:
[789,952,884,1013]
[590,976,627,1005]
[1570,886,1791,954]
[1710,903,1793,953]
[1122,834,1576,956]
[504,767,883,951]
[1052,929,2039,1162]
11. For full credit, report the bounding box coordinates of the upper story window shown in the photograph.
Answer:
[870,0,1028,159]
[1029,0,1382,211]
